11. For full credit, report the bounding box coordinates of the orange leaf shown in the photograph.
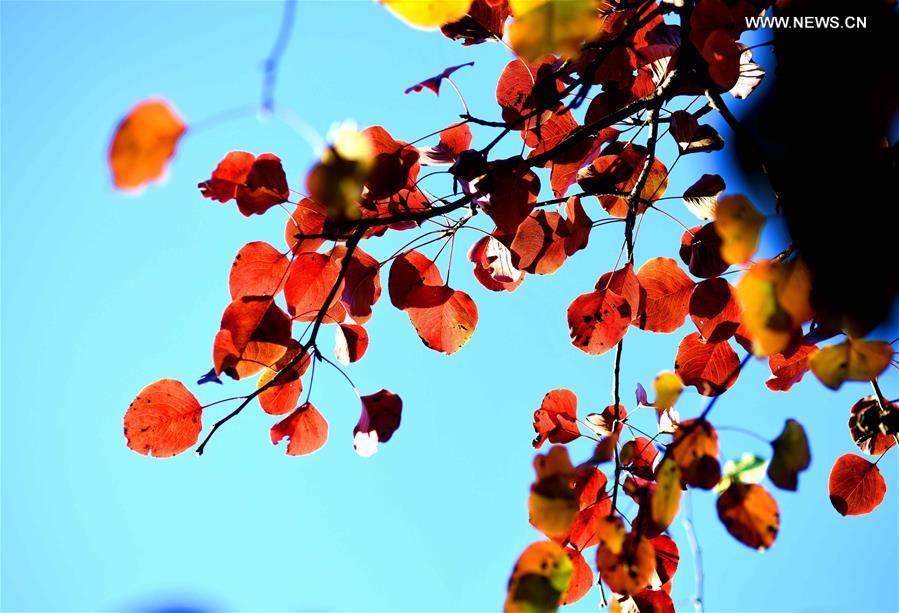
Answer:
[335,324,369,365]
[270,402,328,456]
[670,418,721,489]
[597,532,656,596]
[214,297,292,380]
[124,379,202,457]
[560,548,593,606]
[716,482,779,550]
[109,99,185,191]
[504,540,573,613]
[567,287,632,355]
[198,151,289,216]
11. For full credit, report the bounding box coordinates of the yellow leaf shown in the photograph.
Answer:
[714,195,765,264]
[651,458,682,530]
[809,339,893,390]
[508,0,600,61]
[736,258,812,356]
[652,371,683,410]
[381,0,473,30]
[528,446,579,539]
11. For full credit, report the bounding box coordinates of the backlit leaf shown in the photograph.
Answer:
[109,99,185,191]
[670,418,721,489]
[689,278,741,343]
[682,174,725,221]
[714,195,765,265]
[652,371,683,410]
[335,323,369,365]
[768,419,810,491]
[634,258,694,333]
[533,389,580,448]
[809,339,893,390]
[353,389,403,457]
[382,0,473,29]
[849,396,898,456]
[716,482,779,550]
[828,454,887,516]
[229,241,289,299]
[198,151,290,216]
[560,548,593,606]
[568,287,632,355]
[529,446,579,539]
[674,333,740,397]
[508,0,601,61]
[679,224,729,278]
[766,340,817,392]
[270,402,328,456]
[597,532,656,596]
[651,458,682,531]
[214,297,292,380]
[505,540,573,613]
[124,379,202,457]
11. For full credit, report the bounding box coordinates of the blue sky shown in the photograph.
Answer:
[2,2,897,612]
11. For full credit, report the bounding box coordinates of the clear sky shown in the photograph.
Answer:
[1,2,897,612]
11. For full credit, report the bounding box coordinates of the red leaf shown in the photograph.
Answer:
[633,589,675,613]
[849,396,898,456]
[339,246,382,324]
[585,404,628,437]
[109,99,185,191]
[354,389,403,457]
[501,209,568,274]
[362,126,420,200]
[270,402,328,456]
[621,437,659,480]
[568,288,632,355]
[689,278,741,343]
[578,143,668,218]
[560,548,593,606]
[829,454,888,516]
[674,333,741,397]
[124,379,202,457]
[388,251,478,354]
[229,241,289,299]
[650,534,679,586]
[285,199,328,255]
[335,323,369,365]
[635,257,695,333]
[214,297,292,380]
[198,151,289,216]
[550,127,620,198]
[562,196,592,256]
[419,123,473,165]
[717,482,780,549]
[533,389,581,448]
[284,249,346,323]
[495,56,561,124]
[679,224,730,278]
[596,263,644,324]
[480,157,541,234]
[467,235,524,292]
[404,61,474,95]
[766,340,817,392]
[441,0,510,45]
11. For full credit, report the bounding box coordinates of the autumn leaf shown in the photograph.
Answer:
[335,323,369,365]
[124,379,202,457]
[388,250,478,354]
[307,123,374,220]
[716,482,779,550]
[382,0,473,29]
[199,151,290,216]
[809,339,893,390]
[109,99,185,191]
[270,402,329,456]
[714,195,765,265]
[257,343,311,416]
[505,540,573,613]
[507,0,600,61]
[652,371,683,410]
[597,532,656,596]
[468,235,525,292]
[560,548,593,606]
[567,287,632,355]
[284,250,346,323]
[679,224,729,278]
[405,61,474,95]
[229,241,289,299]
[669,110,725,155]
[768,419,811,491]
[634,257,694,333]
[214,297,292,380]
[670,418,721,489]
[828,454,887,516]
[651,458,682,531]
[529,446,579,539]
[674,332,741,397]
[442,0,510,45]
[689,278,741,343]
[353,389,403,457]
[682,174,725,221]
[848,396,898,456]
[621,437,659,481]
[533,389,581,448]
[735,258,812,357]
[766,340,817,392]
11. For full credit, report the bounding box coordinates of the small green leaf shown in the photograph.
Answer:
[715,452,769,494]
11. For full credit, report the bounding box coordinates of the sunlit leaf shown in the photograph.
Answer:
[670,418,721,489]
[529,446,579,540]
[714,195,765,265]
[508,0,601,61]
[828,454,887,516]
[109,99,185,190]
[634,257,694,333]
[382,0,473,29]
[717,482,779,550]
[270,402,328,456]
[533,389,580,448]
[848,396,898,456]
[810,339,893,390]
[682,174,725,221]
[505,540,573,613]
[674,332,741,397]
[651,458,682,531]
[124,379,202,457]
[229,241,289,299]
[597,532,656,596]
[353,389,403,457]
